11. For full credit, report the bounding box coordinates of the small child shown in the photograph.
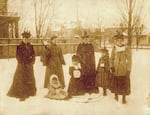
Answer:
[96,48,110,96]
[45,74,68,100]
[68,55,82,97]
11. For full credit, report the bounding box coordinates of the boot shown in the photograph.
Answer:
[19,98,26,101]
[114,94,118,101]
[122,95,127,104]
[103,88,107,96]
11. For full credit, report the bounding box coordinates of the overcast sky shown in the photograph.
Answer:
[7,0,150,35]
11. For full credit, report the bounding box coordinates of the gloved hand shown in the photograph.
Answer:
[126,71,131,77]
[109,67,115,74]
[109,67,115,77]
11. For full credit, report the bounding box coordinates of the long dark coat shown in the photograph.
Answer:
[41,44,65,88]
[76,43,98,93]
[110,46,132,95]
[96,53,110,89]
[7,41,36,99]
[68,66,83,96]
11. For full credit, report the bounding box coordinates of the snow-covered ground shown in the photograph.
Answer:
[0,50,150,115]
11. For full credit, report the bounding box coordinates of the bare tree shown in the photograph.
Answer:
[116,0,145,47]
[33,0,58,38]
[95,17,103,48]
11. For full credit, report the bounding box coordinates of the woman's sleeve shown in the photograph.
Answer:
[16,45,23,63]
[76,44,81,59]
[110,47,115,68]
[106,56,110,68]
[40,47,49,66]
[76,44,85,64]
[96,58,100,71]
[30,45,35,64]
[69,67,73,76]
[59,47,65,65]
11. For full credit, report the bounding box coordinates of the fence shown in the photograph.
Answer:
[0,38,102,59]
[1,38,149,58]
[0,38,83,58]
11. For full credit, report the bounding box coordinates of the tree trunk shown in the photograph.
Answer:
[128,0,133,47]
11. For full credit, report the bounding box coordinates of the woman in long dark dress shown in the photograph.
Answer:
[40,36,65,88]
[76,36,98,94]
[7,31,36,101]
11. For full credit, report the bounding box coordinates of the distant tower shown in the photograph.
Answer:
[0,0,19,38]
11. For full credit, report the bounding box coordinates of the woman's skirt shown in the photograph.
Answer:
[7,63,36,98]
[110,75,130,95]
[96,69,110,89]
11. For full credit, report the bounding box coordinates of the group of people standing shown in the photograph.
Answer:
[7,31,132,104]
[67,34,131,104]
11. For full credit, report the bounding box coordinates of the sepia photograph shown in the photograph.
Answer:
[0,0,150,115]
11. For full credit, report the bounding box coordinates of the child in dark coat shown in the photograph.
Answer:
[96,48,110,96]
[68,55,83,97]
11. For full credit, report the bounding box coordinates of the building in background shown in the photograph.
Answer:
[0,0,19,38]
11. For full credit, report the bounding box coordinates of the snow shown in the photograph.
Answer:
[0,50,150,115]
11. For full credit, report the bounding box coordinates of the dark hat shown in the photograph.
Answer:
[72,55,79,62]
[81,30,89,39]
[113,34,124,40]
[51,36,57,41]
[22,31,31,38]
[81,35,89,39]
[100,48,108,53]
